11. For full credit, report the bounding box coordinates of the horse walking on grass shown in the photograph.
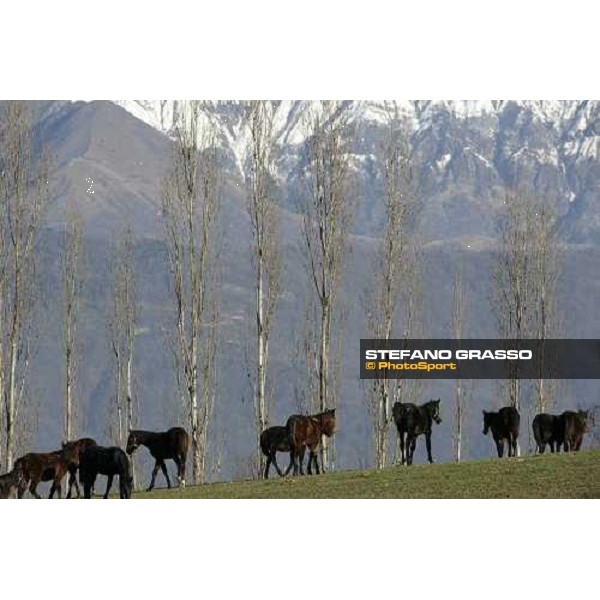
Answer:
[393,399,442,465]
[61,437,98,498]
[260,425,297,479]
[126,427,189,491]
[80,445,133,499]
[482,406,520,457]
[286,409,337,476]
[14,444,80,498]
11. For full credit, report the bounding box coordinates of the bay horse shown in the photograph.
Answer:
[393,399,442,465]
[482,406,520,457]
[14,444,80,498]
[286,409,336,476]
[62,437,98,498]
[126,427,189,491]
[0,469,24,499]
[79,445,133,499]
[561,410,589,451]
[260,425,297,479]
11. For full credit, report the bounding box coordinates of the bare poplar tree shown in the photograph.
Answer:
[452,267,467,462]
[60,206,84,443]
[162,101,221,485]
[492,188,562,452]
[0,101,50,470]
[243,101,282,476]
[364,106,417,469]
[530,200,562,413]
[492,188,537,418]
[301,101,353,471]
[108,224,139,452]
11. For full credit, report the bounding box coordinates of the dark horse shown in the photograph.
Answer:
[126,427,189,491]
[80,445,133,499]
[14,444,80,498]
[61,437,98,498]
[532,413,564,454]
[260,426,296,479]
[0,469,24,499]
[483,406,520,457]
[562,410,589,451]
[393,399,442,465]
[287,409,337,475]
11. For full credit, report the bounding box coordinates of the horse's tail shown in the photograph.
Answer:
[259,430,269,456]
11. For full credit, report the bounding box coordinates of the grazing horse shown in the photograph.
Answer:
[260,426,296,479]
[561,410,589,451]
[62,437,98,498]
[532,413,564,454]
[287,409,337,475]
[393,399,442,465]
[14,444,80,499]
[482,406,520,457]
[80,445,133,499]
[126,427,189,491]
[0,469,24,499]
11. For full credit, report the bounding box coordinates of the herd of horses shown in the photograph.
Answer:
[0,427,189,499]
[0,399,592,497]
[260,400,591,478]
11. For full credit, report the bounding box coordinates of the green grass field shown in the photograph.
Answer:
[134,449,600,499]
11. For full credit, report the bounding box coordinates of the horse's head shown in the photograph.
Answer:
[429,399,442,424]
[482,410,491,435]
[577,410,590,431]
[126,431,139,455]
[321,408,337,437]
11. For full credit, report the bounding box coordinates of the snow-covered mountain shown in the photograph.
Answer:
[110,100,600,243]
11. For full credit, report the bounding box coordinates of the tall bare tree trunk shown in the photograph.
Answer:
[244,101,281,477]
[364,105,416,469]
[492,188,558,455]
[61,207,84,443]
[108,225,139,481]
[162,101,221,485]
[301,101,353,472]
[452,268,467,462]
[0,101,49,470]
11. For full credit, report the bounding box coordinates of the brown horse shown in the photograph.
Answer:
[287,409,337,475]
[62,438,98,498]
[14,444,80,498]
[126,427,189,491]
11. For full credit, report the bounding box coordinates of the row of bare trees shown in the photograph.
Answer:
[0,100,565,477]
[362,106,564,468]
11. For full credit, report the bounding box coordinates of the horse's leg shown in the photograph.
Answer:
[299,446,305,476]
[29,478,41,499]
[425,432,434,463]
[148,460,160,491]
[179,455,186,487]
[495,438,504,458]
[104,475,114,499]
[17,477,27,499]
[410,438,417,465]
[272,452,284,477]
[160,461,171,488]
[314,447,321,475]
[83,475,93,499]
[284,451,294,476]
[399,430,405,465]
[50,475,63,499]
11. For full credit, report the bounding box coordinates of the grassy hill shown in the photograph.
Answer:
[134,449,600,499]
